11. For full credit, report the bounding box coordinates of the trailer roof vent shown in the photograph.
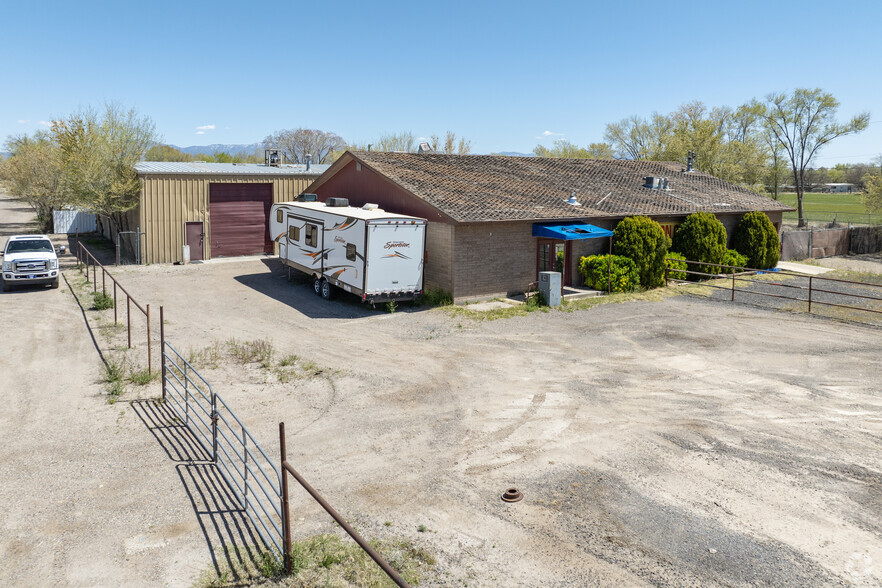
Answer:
[362,203,380,211]
[326,197,349,207]
[297,193,318,202]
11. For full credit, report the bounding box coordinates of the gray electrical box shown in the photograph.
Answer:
[538,271,562,306]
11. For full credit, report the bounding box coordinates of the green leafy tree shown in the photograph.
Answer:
[145,144,192,162]
[761,88,870,227]
[0,131,67,231]
[672,212,728,278]
[863,173,882,214]
[52,103,157,234]
[532,139,615,159]
[612,216,671,288]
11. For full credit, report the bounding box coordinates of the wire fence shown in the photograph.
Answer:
[75,241,156,372]
[665,258,882,322]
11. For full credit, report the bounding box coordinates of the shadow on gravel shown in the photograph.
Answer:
[228,257,428,319]
[131,398,269,578]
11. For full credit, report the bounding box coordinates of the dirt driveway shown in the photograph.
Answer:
[79,251,879,586]
[3,187,881,586]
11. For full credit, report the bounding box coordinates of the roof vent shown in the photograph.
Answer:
[685,150,695,172]
[305,153,311,171]
[362,203,379,211]
[644,177,671,190]
[297,193,318,202]
[418,142,433,154]
[566,192,581,206]
[326,197,349,207]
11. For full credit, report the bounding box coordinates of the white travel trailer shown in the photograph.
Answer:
[270,196,427,303]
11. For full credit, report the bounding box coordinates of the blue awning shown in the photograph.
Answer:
[532,222,613,240]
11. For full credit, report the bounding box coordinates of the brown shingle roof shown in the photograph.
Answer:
[350,151,793,223]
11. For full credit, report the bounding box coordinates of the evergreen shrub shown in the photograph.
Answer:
[719,249,749,274]
[665,252,688,281]
[612,216,671,288]
[732,211,781,269]
[579,255,639,293]
[671,212,728,279]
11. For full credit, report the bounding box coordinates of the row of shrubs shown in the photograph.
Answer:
[579,211,780,291]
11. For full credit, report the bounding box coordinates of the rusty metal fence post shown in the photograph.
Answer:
[279,423,292,573]
[731,271,736,301]
[808,275,813,313]
[279,422,411,587]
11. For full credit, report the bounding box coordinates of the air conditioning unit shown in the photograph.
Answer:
[326,197,349,207]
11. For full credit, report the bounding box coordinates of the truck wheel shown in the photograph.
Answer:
[51,278,60,289]
[2,280,10,293]
[313,276,322,296]
[321,278,334,300]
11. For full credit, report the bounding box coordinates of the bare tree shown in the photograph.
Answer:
[263,128,346,164]
[761,88,870,226]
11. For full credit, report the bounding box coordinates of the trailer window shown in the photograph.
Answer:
[305,224,318,247]
[288,226,300,242]
[346,243,356,261]
[276,209,284,223]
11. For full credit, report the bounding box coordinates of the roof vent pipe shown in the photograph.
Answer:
[305,154,311,171]
[567,191,581,206]
[686,150,695,172]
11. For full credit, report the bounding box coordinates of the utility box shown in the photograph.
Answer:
[538,271,562,306]
[182,244,191,264]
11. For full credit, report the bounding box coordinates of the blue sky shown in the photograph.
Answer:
[3,0,880,165]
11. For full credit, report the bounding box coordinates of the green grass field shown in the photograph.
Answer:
[775,192,882,225]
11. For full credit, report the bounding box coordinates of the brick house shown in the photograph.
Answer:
[305,151,793,301]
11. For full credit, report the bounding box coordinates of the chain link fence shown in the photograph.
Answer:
[117,230,145,265]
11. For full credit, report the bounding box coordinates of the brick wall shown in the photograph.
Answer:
[425,222,454,293]
[452,222,536,300]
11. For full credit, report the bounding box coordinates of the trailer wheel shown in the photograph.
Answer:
[313,276,322,296]
[320,278,334,300]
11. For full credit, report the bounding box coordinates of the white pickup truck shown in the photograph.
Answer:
[1,234,66,292]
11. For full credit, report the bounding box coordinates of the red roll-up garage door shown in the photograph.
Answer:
[208,183,273,257]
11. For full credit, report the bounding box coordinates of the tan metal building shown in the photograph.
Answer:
[132,162,328,263]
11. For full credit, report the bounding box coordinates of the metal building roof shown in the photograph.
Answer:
[134,161,330,176]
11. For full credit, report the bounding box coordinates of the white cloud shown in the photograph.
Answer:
[535,130,565,140]
[37,120,51,127]
[195,130,206,135]
[17,119,29,124]
[195,124,216,131]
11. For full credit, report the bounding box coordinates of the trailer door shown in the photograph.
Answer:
[365,221,425,295]
[303,220,324,274]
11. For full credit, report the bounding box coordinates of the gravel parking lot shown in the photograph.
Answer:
[2,189,881,586]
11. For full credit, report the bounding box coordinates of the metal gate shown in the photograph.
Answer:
[117,230,145,265]
[161,341,284,557]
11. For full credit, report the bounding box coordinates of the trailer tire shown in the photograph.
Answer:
[320,278,334,300]
[313,276,322,296]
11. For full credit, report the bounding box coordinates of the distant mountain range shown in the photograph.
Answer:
[494,151,534,157]
[169,143,263,155]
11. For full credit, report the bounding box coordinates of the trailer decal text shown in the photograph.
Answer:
[384,241,410,249]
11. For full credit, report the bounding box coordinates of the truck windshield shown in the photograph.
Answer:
[6,240,53,254]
